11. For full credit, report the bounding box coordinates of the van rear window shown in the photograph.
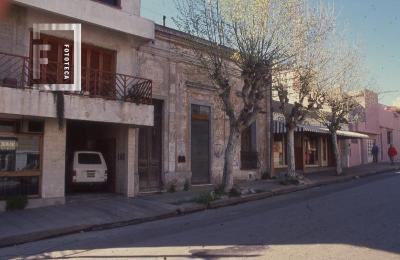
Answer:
[78,153,102,164]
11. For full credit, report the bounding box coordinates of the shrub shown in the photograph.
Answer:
[194,191,216,205]
[229,187,241,197]
[214,184,226,196]
[183,180,190,191]
[261,171,270,180]
[6,196,28,211]
[167,183,176,193]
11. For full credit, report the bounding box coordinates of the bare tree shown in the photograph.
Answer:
[174,0,333,190]
[316,38,364,175]
[393,98,400,113]
[273,4,335,181]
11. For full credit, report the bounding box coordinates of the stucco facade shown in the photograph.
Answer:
[0,0,155,209]
[350,90,400,166]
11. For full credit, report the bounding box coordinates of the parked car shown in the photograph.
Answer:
[72,151,108,183]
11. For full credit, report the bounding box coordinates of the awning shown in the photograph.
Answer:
[273,121,369,139]
[336,130,369,139]
[273,121,304,133]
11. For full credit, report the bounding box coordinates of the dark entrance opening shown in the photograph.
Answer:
[191,104,211,184]
[138,100,163,191]
[66,121,116,194]
[295,133,304,171]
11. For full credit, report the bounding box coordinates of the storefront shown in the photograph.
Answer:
[273,120,368,174]
[0,119,44,198]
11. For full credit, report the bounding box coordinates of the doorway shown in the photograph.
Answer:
[191,104,211,184]
[65,121,116,194]
[138,100,163,191]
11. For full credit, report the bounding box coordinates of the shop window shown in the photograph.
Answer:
[273,134,287,167]
[0,136,41,172]
[0,176,39,198]
[0,120,42,198]
[241,122,258,170]
[0,120,17,132]
[305,136,319,165]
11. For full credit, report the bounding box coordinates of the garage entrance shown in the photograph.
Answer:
[66,121,117,194]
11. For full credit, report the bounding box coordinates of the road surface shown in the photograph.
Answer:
[1,171,400,260]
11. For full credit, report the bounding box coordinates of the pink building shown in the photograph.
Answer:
[349,90,400,166]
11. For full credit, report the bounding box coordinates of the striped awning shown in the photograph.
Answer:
[273,121,369,139]
[273,121,321,134]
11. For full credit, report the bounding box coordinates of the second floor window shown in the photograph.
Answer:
[30,34,116,97]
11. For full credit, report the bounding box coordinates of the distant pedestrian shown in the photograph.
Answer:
[371,142,379,163]
[388,144,398,165]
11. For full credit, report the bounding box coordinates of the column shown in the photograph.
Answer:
[41,118,66,199]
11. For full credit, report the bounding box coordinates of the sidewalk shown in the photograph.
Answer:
[0,162,398,248]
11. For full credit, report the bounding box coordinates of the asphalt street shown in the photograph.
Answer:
[1,170,400,260]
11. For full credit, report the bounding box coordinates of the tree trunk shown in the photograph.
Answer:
[331,131,342,175]
[222,127,240,191]
[286,127,296,178]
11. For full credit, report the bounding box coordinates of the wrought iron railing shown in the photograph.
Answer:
[0,52,30,88]
[0,52,152,105]
[240,151,259,170]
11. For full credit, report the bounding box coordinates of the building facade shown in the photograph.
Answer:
[0,0,155,208]
[136,25,272,191]
[0,0,273,209]
[272,108,367,175]
[349,90,400,166]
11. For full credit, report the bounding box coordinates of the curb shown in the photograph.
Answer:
[1,166,398,248]
[208,166,400,209]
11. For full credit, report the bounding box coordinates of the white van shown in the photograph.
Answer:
[72,151,108,183]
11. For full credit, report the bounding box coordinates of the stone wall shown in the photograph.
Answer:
[138,27,272,189]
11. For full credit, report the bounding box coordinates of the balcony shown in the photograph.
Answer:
[0,52,152,105]
[0,52,154,126]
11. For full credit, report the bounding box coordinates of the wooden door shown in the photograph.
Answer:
[138,100,163,191]
[295,133,304,170]
[191,104,211,184]
[30,34,74,85]
[81,45,116,97]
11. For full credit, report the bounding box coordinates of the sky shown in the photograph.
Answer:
[141,0,400,106]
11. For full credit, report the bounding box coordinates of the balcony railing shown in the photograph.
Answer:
[240,151,259,170]
[0,52,152,105]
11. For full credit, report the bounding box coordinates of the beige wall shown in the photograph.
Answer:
[114,126,138,197]
[41,118,66,199]
[0,87,154,126]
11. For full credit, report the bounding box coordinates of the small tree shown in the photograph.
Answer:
[175,0,333,190]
